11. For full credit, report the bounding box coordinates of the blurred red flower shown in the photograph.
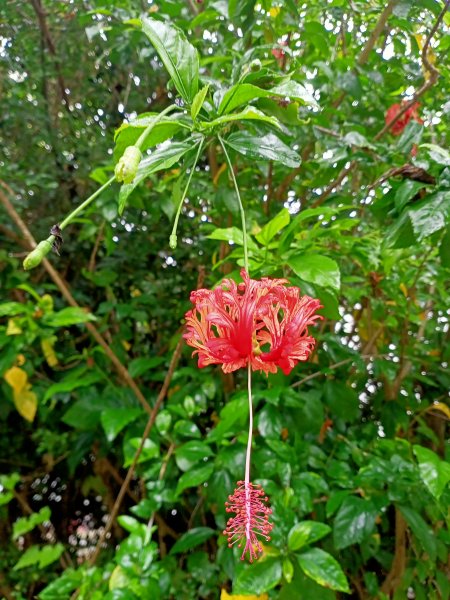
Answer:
[184,269,322,375]
[385,101,423,135]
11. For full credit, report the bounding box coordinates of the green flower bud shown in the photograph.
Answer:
[250,59,262,72]
[23,240,52,271]
[115,146,142,184]
[169,234,177,250]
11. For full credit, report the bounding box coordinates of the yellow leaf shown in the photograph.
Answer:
[221,591,268,600]
[269,6,281,17]
[121,340,131,351]
[41,338,58,367]
[6,319,22,335]
[4,366,28,392]
[4,366,37,422]
[399,283,408,298]
[16,354,26,366]
[427,402,450,420]
[14,388,37,422]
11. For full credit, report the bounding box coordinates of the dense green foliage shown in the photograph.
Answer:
[1,1,450,598]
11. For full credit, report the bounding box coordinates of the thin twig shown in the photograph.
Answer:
[86,336,184,568]
[0,180,153,417]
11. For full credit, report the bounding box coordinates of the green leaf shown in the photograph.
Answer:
[114,114,185,161]
[413,444,450,500]
[218,83,271,115]
[44,370,103,402]
[207,226,245,245]
[62,397,103,430]
[191,84,210,120]
[207,394,248,442]
[288,254,340,292]
[175,440,213,463]
[118,140,196,215]
[394,180,428,212]
[398,505,437,561]
[282,557,294,584]
[14,545,41,570]
[14,544,64,570]
[0,302,28,317]
[123,437,159,467]
[255,208,290,246]
[140,17,199,103]
[13,507,51,540]
[175,463,214,495]
[38,544,65,568]
[101,408,142,442]
[343,131,376,150]
[42,307,96,327]
[333,496,378,549]
[217,80,318,116]
[203,106,281,129]
[225,132,301,168]
[420,143,450,166]
[234,558,282,595]
[117,515,146,536]
[128,356,165,378]
[324,380,360,422]
[408,191,450,241]
[38,569,82,599]
[288,521,331,551]
[270,80,319,108]
[297,548,350,593]
[169,527,215,554]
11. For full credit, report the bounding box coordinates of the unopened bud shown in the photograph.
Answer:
[115,146,142,184]
[250,59,262,72]
[169,234,177,250]
[23,240,52,271]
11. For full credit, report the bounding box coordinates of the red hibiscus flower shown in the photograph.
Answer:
[385,101,423,136]
[184,269,322,375]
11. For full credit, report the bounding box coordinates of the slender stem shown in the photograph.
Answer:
[218,135,249,273]
[244,363,253,542]
[135,104,178,149]
[59,176,115,230]
[170,139,204,247]
[245,363,253,486]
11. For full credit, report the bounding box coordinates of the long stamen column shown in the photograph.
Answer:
[223,365,273,562]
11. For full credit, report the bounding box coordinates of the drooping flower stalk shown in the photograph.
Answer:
[183,141,320,561]
[223,365,273,562]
